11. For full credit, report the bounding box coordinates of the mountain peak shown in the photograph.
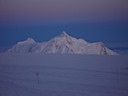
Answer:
[60,31,70,37]
[7,32,118,55]
[26,38,35,43]
[62,31,68,35]
[17,38,36,45]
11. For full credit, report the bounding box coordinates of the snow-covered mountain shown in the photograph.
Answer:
[7,32,117,55]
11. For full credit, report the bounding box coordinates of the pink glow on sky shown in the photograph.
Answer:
[0,0,128,23]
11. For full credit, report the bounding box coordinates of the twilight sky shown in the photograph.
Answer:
[0,0,128,23]
[0,0,128,51]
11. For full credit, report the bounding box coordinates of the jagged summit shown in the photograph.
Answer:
[61,31,69,36]
[59,31,71,37]
[7,32,118,55]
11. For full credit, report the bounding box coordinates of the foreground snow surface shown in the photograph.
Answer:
[0,54,128,96]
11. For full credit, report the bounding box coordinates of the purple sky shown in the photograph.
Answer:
[0,0,128,24]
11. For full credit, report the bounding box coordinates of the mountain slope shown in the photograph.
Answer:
[7,32,117,55]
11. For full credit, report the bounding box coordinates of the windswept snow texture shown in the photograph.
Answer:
[7,32,117,55]
[0,54,128,96]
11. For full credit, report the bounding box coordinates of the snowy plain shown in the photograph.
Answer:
[0,53,128,96]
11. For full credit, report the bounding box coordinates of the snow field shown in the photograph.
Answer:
[0,54,128,96]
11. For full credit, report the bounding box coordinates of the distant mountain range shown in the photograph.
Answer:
[7,32,117,55]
